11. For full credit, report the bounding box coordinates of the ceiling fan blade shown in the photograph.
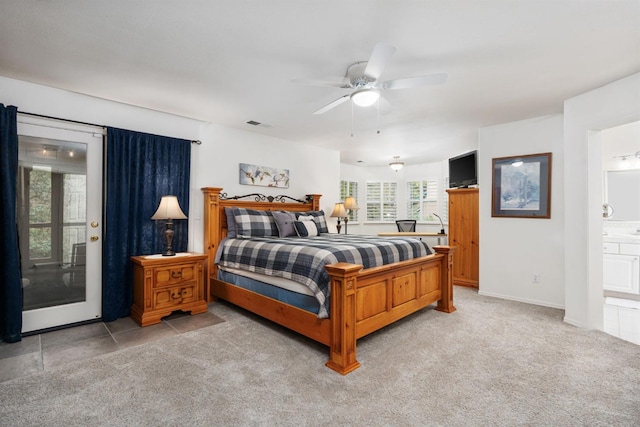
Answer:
[381,73,448,90]
[291,78,349,89]
[312,94,351,115]
[363,43,396,81]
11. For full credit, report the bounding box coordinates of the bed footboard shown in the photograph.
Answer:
[325,246,455,375]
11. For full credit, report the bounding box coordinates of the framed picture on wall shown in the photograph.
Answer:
[239,163,290,188]
[491,152,552,218]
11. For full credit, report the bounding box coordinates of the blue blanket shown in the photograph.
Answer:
[217,234,431,318]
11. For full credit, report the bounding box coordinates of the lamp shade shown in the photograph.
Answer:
[344,196,359,210]
[350,88,380,107]
[330,202,347,218]
[151,195,187,220]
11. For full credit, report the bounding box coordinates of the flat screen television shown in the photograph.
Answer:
[448,150,477,188]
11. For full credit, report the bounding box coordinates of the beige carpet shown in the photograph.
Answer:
[1,287,639,426]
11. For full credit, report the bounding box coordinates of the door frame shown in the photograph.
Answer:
[17,115,104,333]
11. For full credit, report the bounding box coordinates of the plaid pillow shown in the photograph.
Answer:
[297,210,328,234]
[224,207,237,238]
[232,207,279,237]
[293,218,318,237]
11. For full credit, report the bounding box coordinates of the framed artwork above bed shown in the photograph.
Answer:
[239,163,289,188]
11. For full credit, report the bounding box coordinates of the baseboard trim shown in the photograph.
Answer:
[562,316,584,328]
[477,290,565,310]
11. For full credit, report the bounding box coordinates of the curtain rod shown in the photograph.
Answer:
[19,110,105,128]
[18,110,202,144]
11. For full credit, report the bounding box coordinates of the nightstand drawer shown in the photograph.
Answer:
[154,263,197,287]
[153,282,197,310]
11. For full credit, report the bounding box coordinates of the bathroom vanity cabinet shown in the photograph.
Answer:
[603,241,640,294]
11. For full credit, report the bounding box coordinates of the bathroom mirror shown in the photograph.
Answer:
[604,170,640,221]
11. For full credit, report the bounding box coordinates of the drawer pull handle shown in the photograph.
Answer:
[171,271,182,279]
[171,291,182,299]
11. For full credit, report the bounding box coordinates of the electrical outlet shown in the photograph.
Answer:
[532,274,541,283]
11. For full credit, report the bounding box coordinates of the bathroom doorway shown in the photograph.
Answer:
[600,120,640,345]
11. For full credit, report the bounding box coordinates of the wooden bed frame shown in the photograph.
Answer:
[202,187,456,374]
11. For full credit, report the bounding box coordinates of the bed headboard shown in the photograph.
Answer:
[201,187,321,300]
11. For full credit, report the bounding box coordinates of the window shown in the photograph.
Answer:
[406,179,439,221]
[18,166,86,266]
[340,180,358,221]
[366,182,397,221]
[26,167,55,261]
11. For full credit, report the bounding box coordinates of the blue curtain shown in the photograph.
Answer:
[0,104,22,343]
[103,127,191,322]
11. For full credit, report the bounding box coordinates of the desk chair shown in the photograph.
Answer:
[396,220,417,232]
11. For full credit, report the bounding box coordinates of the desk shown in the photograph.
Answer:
[377,232,448,245]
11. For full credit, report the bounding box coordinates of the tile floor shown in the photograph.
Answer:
[0,305,224,383]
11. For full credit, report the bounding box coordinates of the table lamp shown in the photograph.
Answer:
[344,196,359,235]
[151,195,187,256]
[330,202,347,234]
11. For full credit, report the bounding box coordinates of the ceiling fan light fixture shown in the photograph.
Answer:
[351,88,380,107]
[389,156,404,171]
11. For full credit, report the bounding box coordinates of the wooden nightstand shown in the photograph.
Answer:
[130,253,209,327]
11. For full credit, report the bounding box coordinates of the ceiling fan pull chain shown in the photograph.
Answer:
[351,102,354,137]
[376,99,381,134]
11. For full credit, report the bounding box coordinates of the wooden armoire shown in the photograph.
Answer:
[446,188,479,288]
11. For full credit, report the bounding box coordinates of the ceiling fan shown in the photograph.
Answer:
[293,43,448,115]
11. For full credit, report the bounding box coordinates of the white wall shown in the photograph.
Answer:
[0,76,340,254]
[564,72,640,329]
[478,115,565,308]
[189,122,340,252]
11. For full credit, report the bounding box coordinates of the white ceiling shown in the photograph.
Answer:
[1,1,638,166]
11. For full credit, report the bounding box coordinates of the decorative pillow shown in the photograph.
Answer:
[272,211,297,238]
[297,210,329,234]
[293,218,319,237]
[232,207,279,237]
[224,207,237,238]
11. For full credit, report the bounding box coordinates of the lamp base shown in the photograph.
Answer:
[162,221,176,256]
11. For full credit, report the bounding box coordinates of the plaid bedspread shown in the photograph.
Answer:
[217,234,432,318]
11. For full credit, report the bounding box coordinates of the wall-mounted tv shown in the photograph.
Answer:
[449,150,478,188]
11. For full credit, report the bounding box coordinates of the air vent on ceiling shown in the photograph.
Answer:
[246,120,272,129]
